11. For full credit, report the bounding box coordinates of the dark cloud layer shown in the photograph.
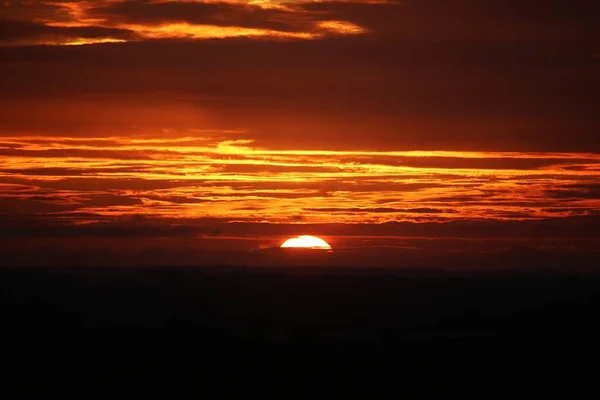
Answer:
[0,6,137,46]
[88,1,314,32]
[1,215,598,268]
[0,17,133,42]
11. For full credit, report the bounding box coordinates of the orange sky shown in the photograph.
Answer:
[1,0,599,267]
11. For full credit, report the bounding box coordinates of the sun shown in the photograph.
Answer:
[280,235,332,250]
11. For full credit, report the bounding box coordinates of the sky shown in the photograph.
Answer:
[1,0,599,268]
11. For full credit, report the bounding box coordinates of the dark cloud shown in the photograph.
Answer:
[0,196,75,213]
[0,191,144,213]
[216,164,344,174]
[0,17,135,44]
[305,207,452,214]
[336,155,600,170]
[2,214,599,239]
[88,0,313,32]
[560,164,600,172]
[1,166,153,176]
[1,214,599,266]
[0,176,186,191]
[546,184,600,199]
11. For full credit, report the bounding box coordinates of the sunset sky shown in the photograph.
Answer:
[1,0,599,267]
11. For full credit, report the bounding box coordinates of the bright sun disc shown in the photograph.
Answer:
[281,235,332,250]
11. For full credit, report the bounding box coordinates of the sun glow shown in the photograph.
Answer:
[281,236,333,250]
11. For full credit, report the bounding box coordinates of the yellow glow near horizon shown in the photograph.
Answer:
[281,236,333,250]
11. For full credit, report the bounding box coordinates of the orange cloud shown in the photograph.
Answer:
[1,0,388,45]
[1,135,599,225]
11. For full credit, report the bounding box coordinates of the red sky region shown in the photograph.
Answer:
[0,0,599,268]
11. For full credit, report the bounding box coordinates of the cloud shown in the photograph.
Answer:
[2,212,599,238]
[0,17,134,45]
[1,0,380,43]
[1,136,599,226]
[546,184,600,200]
[305,207,452,214]
[1,213,599,268]
[0,148,160,160]
[87,1,315,33]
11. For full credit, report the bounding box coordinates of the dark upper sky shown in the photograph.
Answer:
[1,0,599,151]
[0,1,599,266]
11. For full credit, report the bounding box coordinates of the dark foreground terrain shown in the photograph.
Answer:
[1,266,599,393]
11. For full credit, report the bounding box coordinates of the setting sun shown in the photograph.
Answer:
[280,236,332,250]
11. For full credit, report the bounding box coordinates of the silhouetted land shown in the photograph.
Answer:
[1,266,599,393]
